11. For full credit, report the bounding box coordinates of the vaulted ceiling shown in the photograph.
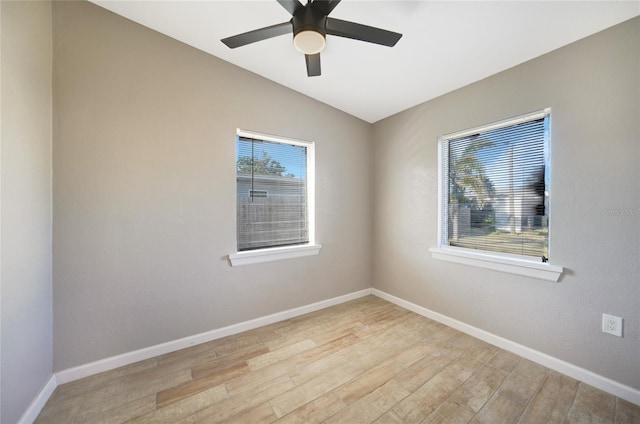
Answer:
[91,1,639,123]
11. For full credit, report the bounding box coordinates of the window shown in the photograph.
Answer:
[432,109,563,281]
[229,129,320,266]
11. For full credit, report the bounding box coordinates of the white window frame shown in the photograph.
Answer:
[430,109,563,282]
[229,129,321,266]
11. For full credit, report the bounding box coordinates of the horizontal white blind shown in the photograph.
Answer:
[237,136,308,251]
[442,112,549,260]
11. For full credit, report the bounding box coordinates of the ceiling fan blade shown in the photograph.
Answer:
[305,53,321,77]
[326,18,402,47]
[276,0,305,16]
[221,22,292,49]
[310,0,342,16]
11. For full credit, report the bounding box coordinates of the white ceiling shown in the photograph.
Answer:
[90,0,639,123]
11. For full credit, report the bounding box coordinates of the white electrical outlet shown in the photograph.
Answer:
[602,313,623,337]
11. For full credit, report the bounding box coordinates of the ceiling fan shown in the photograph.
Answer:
[221,0,402,77]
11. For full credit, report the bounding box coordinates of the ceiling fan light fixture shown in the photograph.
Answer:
[294,30,326,55]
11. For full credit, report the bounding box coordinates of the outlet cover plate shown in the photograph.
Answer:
[602,313,623,337]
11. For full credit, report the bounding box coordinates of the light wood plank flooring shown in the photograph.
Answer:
[36,296,639,423]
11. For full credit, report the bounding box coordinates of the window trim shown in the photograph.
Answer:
[429,247,563,282]
[433,109,563,282]
[229,243,322,267]
[229,129,320,266]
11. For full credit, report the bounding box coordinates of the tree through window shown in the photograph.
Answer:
[439,110,550,260]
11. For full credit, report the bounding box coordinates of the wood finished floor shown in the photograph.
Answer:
[36,296,640,424]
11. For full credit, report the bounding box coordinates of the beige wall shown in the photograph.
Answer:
[1,1,53,422]
[52,1,373,371]
[372,17,640,390]
[4,2,636,419]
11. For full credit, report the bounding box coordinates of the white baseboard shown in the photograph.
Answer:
[26,286,638,422]
[56,288,372,385]
[17,374,57,424]
[372,288,640,406]
[20,288,371,422]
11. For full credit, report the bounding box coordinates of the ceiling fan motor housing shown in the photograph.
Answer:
[292,7,327,40]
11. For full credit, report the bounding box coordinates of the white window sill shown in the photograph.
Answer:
[228,244,322,267]
[429,247,563,282]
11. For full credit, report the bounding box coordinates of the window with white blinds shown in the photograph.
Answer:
[236,131,312,252]
[439,110,550,261]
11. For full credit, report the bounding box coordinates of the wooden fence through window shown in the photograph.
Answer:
[237,196,308,251]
